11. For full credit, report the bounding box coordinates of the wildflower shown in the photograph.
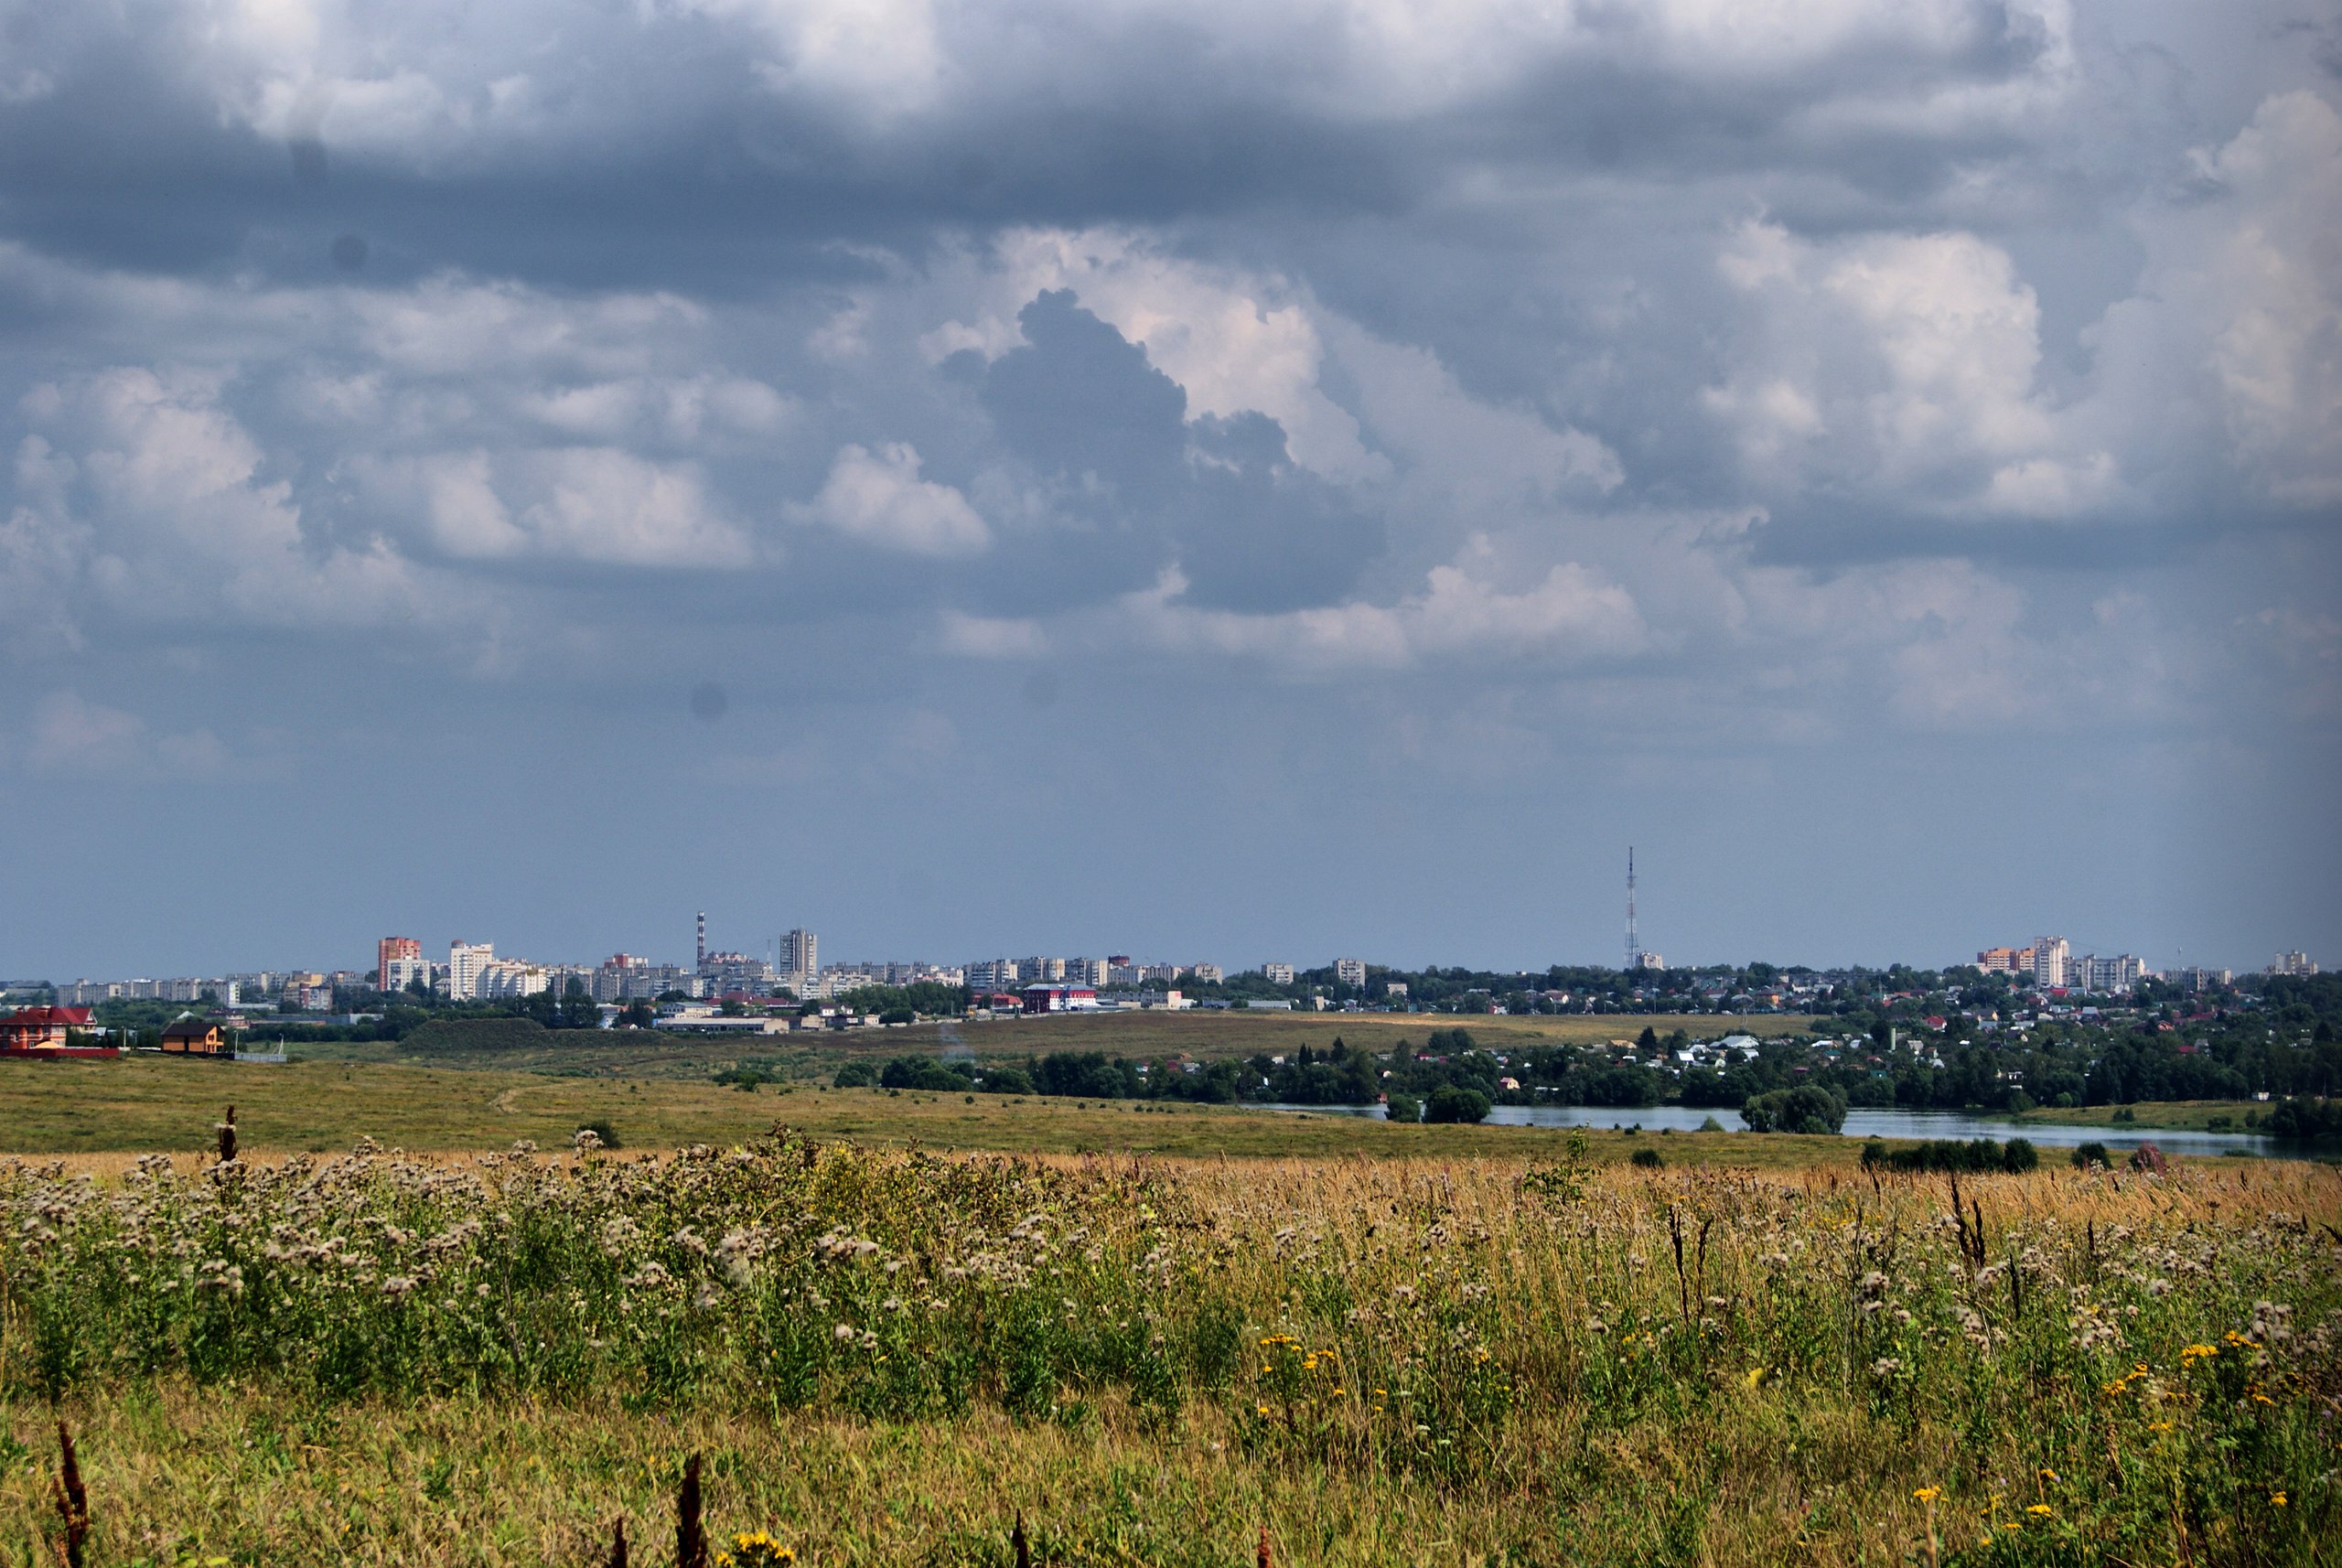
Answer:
[2272,1492,2288,1508]
[2026,1505,2052,1518]
[1914,1487,1941,1504]
[833,1324,856,1342]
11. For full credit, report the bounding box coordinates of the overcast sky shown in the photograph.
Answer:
[1,0,2336,981]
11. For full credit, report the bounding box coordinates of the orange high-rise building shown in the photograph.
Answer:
[378,936,422,991]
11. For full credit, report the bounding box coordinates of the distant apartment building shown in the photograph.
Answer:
[595,950,693,1001]
[966,959,1019,990]
[1384,981,1409,999]
[1262,962,1295,985]
[1022,956,1068,983]
[638,963,696,999]
[477,960,547,999]
[593,954,644,1002]
[1064,958,1108,987]
[384,955,433,993]
[1635,951,1667,972]
[2270,950,2320,978]
[781,929,818,982]
[1138,963,1184,984]
[1975,939,2073,987]
[1191,963,1224,984]
[2175,966,2232,993]
[701,952,776,993]
[1334,958,1367,988]
[446,941,495,1001]
[2077,953,2147,991]
[378,937,421,992]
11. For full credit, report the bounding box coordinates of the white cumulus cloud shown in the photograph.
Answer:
[790,443,990,556]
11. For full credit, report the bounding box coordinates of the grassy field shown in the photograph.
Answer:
[0,1057,1858,1168]
[2010,1099,2274,1133]
[293,1011,1818,1079]
[2,1143,2333,1566]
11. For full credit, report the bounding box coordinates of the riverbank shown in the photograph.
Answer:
[2009,1098,2277,1133]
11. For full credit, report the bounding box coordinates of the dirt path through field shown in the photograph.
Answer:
[495,1086,521,1114]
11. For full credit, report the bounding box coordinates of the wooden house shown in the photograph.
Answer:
[160,1016,230,1056]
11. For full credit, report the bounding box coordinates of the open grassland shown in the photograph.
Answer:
[2,1144,2334,1566]
[297,1011,1814,1079]
[2010,1100,2274,1133]
[0,1058,1853,1168]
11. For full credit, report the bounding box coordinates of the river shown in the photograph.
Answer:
[1260,1101,2309,1159]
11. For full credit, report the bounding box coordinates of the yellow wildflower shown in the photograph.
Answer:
[1913,1487,1941,1504]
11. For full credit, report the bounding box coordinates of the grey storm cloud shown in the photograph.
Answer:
[0,0,2335,978]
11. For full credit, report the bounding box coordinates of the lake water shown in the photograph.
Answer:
[1260,1102,2304,1159]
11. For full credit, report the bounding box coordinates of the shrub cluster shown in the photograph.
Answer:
[1860,1137,2039,1174]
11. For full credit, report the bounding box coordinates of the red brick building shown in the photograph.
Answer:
[0,1005,95,1051]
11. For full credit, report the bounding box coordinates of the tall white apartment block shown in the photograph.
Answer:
[2029,937,2070,989]
[781,929,818,981]
[446,940,494,1001]
[1334,958,1368,987]
[1262,962,1295,985]
[2270,951,2319,977]
[478,961,548,999]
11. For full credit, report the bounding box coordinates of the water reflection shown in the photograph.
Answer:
[1260,1101,2294,1159]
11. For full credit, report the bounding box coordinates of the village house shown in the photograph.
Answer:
[0,1004,93,1051]
[161,1016,230,1055]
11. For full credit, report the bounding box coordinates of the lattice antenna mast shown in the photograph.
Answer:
[1626,847,1639,972]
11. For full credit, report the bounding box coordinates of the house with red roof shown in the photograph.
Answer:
[0,1005,109,1054]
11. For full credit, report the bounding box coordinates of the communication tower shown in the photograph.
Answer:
[1625,847,1639,973]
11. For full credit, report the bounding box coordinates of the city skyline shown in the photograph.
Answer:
[16,911,2303,998]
